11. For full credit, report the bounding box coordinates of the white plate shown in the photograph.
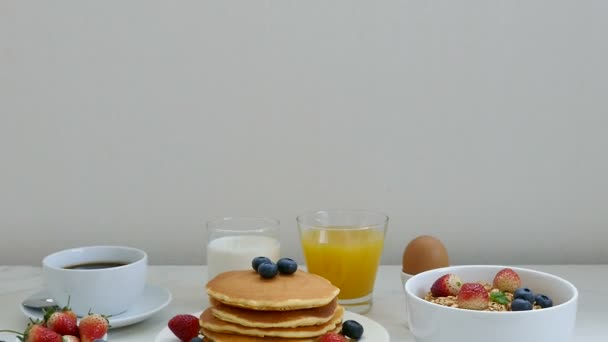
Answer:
[154,310,389,342]
[20,284,172,329]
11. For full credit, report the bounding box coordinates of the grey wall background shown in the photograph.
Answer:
[1,1,607,265]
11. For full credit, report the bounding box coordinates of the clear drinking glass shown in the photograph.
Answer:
[206,217,281,280]
[297,210,388,314]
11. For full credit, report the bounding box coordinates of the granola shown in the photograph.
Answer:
[425,281,542,311]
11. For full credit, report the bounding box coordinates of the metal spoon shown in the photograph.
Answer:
[21,297,59,311]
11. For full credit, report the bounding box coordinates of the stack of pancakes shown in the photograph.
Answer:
[201,270,343,341]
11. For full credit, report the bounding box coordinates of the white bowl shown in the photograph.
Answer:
[401,271,413,328]
[405,265,578,342]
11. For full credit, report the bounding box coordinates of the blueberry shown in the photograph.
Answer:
[513,287,535,303]
[258,262,278,278]
[535,294,553,308]
[511,298,533,311]
[252,256,272,271]
[190,338,204,342]
[277,258,298,275]
[341,319,364,339]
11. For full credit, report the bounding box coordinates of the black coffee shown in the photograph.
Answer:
[64,261,128,270]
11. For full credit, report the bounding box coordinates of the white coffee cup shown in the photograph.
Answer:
[42,245,148,316]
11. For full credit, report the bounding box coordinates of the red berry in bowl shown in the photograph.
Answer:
[457,283,490,310]
[493,268,521,293]
[431,274,462,297]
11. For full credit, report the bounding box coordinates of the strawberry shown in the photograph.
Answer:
[1,323,62,342]
[60,297,78,322]
[44,310,78,336]
[168,314,200,342]
[25,324,63,342]
[317,332,347,342]
[64,310,78,322]
[493,268,521,293]
[62,336,80,342]
[457,283,490,310]
[78,314,109,342]
[430,274,462,297]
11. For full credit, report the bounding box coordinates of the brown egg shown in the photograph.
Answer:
[402,235,449,275]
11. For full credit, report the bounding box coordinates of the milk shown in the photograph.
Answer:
[207,235,281,280]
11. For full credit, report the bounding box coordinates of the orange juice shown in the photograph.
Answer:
[300,227,385,299]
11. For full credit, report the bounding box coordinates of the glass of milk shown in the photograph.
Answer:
[206,217,281,280]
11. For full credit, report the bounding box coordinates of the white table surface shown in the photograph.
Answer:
[0,265,605,341]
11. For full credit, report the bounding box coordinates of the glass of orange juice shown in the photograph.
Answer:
[297,210,388,314]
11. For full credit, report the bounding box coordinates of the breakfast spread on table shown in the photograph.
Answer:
[424,267,554,311]
[3,213,579,342]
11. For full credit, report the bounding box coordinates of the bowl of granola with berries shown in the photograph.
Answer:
[404,265,578,342]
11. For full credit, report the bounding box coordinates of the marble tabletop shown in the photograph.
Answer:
[0,265,605,341]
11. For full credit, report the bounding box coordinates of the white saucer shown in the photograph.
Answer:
[21,284,172,329]
[154,310,389,342]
